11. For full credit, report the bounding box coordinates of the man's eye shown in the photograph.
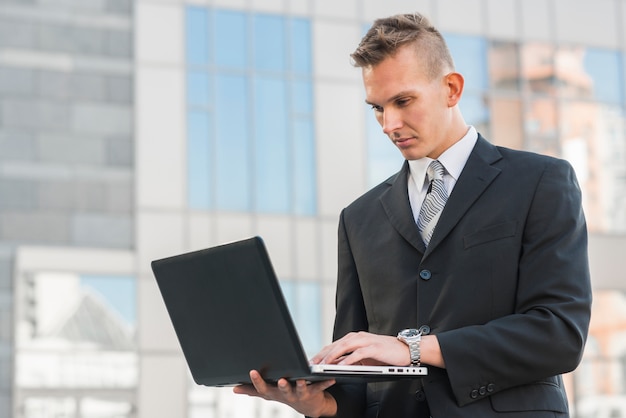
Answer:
[396,99,410,107]
[370,105,383,112]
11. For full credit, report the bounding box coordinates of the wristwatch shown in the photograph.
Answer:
[397,328,422,366]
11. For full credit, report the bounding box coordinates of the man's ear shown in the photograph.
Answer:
[445,72,464,107]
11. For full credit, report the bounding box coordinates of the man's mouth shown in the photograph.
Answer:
[393,136,415,146]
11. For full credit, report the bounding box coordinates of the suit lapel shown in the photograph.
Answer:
[425,135,503,256]
[379,161,426,253]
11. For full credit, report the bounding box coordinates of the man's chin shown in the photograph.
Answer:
[398,149,428,160]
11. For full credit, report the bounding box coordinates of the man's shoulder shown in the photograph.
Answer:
[494,144,572,171]
[478,134,552,161]
[478,134,570,170]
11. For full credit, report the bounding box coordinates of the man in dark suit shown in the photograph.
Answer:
[234,12,592,418]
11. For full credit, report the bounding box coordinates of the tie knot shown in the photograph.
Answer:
[427,160,445,182]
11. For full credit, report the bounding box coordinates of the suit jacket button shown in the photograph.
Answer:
[415,389,426,402]
[419,270,431,280]
[479,386,487,396]
[487,383,495,393]
[470,390,479,399]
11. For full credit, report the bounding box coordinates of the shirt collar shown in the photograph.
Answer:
[408,126,478,184]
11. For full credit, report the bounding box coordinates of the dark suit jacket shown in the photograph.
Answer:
[327,135,592,417]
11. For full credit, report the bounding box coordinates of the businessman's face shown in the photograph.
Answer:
[362,43,461,160]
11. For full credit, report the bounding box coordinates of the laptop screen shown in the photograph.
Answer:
[151,237,312,386]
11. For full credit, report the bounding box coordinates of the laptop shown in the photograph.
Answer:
[151,236,427,386]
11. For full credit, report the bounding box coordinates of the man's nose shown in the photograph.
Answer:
[381,109,402,134]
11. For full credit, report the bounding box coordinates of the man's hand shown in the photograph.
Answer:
[310,331,445,368]
[233,370,337,417]
[311,331,411,366]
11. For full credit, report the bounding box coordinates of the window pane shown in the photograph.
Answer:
[291,79,312,115]
[445,34,488,92]
[187,111,211,209]
[296,282,322,355]
[186,7,209,65]
[290,18,312,75]
[490,97,523,150]
[555,46,596,100]
[81,275,136,326]
[255,77,289,212]
[215,74,249,211]
[214,10,247,69]
[574,290,626,417]
[23,399,76,417]
[254,14,286,72]
[16,272,138,388]
[366,106,403,187]
[184,7,316,216]
[560,101,626,233]
[279,281,322,355]
[279,281,295,314]
[292,118,316,215]
[489,41,520,91]
[524,98,558,156]
[187,71,210,107]
[521,43,556,96]
[459,93,489,136]
[584,48,623,104]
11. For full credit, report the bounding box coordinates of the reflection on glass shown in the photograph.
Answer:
[187,111,211,209]
[292,118,316,215]
[559,100,599,231]
[215,74,250,211]
[521,43,556,96]
[215,10,247,69]
[295,281,322,354]
[583,48,623,104]
[290,18,312,74]
[255,76,289,212]
[291,80,313,115]
[187,71,210,107]
[560,101,626,233]
[444,33,488,93]
[23,398,76,417]
[186,6,209,65]
[490,97,523,150]
[488,41,520,91]
[555,46,594,100]
[365,105,403,187]
[459,93,489,137]
[279,280,321,355]
[185,7,316,215]
[15,272,137,418]
[573,290,626,417]
[254,14,286,72]
[524,98,558,157]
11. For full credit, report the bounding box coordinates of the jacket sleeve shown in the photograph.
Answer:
[437,157,592,406]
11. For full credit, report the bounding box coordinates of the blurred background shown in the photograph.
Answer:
[0,0,625,417]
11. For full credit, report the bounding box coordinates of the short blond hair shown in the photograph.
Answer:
[351,12,455,80]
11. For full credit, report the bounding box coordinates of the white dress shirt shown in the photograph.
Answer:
[407,126,478,224]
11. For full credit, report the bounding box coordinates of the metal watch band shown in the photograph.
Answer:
[398,328,422,367]
[408,338,421,366]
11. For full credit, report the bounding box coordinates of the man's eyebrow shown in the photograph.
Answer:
[365,90,414,106]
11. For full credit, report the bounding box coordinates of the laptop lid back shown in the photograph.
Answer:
[151,236,311,386]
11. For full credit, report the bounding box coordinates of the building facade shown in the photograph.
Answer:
[1,0,626,417]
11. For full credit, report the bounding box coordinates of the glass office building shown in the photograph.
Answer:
[0,0,625,417]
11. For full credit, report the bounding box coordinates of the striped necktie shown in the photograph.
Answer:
[417,160,448,246]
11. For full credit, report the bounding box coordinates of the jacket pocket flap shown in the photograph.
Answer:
[464,221,517,249]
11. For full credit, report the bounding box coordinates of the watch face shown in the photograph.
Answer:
[399,328,420,338]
